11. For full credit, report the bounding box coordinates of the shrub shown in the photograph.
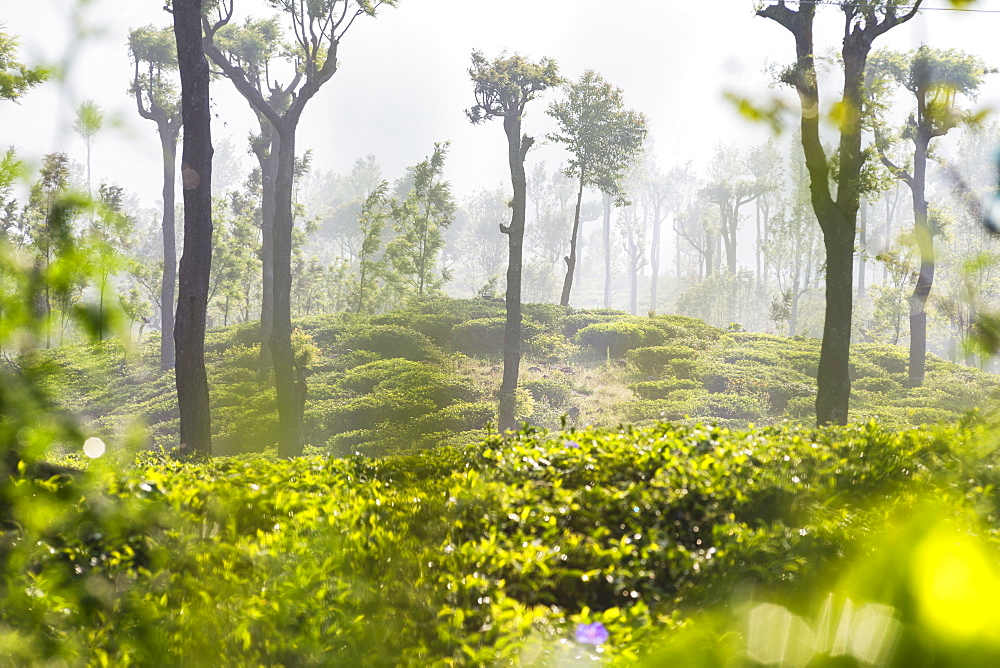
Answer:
[853,375,901,394]
[521,378,573,406]
[524,332,579,364]
[562,308,628,337]
[574,319,672,358]
[629,379,701,400]
[453,317,542,360]
[337,324,441,362]
[627,345,698,376]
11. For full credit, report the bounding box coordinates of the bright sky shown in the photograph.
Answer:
[2,0,1000,208]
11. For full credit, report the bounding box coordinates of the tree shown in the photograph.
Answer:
[204,0,398,458]
[757,0,921,425]
[701,144,760,275]
[386,143,455,298]
[869,46,991,385]
[353,181,390,313]
[467,50,560,432]
[208,15,285,368]
[22,153,75,348]
[173,0,215,458]
[0,31,47,102]
[89,183,135,341]
[765,142,823,336]
[73,100,103,198]
[129,24,183,370]
[454,186,510,296]
[546,70,646,307]
[746,140,782,286]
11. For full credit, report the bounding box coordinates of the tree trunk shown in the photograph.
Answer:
[628,246,638,316]
[253,130,278,370]
[815,227,854,425]
[159,129,178,370]
[724,204,738,274]
[499,115,528,432]
[559,175,586,307]
[704,227,714,279]
[908,132,933,387]
[602,193,611,308]
[173,0,213,458]
[271,124,305,457]
[856,200,867,300]
[649,199,661,313]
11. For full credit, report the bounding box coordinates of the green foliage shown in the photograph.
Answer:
[336,323,441,363]
[627,345,699,377]
[385,143,455,298]
[547,69,647,204]
[0,30,48,102]
[574,318,682,358]
[466,50,561,124]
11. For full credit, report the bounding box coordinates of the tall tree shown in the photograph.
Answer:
[746,140,782,286]
[89,184,135,341]
[23,154,74,348]
[757,0,921,425]
[173,0,215,458]
[73,100,103,198]
[701,144,760,275]
[353,181,390,314]
[546,70,646,307]
[869,46,990,385]
[209,15,286,368]
[468,50,560,432]
[203,0,399,458]
[129,24,183,370]
[386,143,455,298]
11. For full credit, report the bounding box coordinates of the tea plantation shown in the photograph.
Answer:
[7,298,1000,665]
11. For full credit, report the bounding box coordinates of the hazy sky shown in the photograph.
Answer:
[3,0,1000,209]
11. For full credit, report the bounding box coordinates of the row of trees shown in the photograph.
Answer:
[7,0,1000,459]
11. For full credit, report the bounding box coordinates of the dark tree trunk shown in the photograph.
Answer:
[252,128,278,370]
[173,0,213,458]
[758,0,918,425]
[159,129,179,371]
[271,125,305,457]
[908,132,933,387]
[559,175,586,307]
[499,115,529,432]
[856,200,867,300]
[816,227,854,424]
[602,193,611,308]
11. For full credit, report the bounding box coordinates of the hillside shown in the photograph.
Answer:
[8,299,1000,664]
[33,297,1000,457]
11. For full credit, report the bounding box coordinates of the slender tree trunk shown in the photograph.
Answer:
[908,133,933,386]
[674,222,682,279]
[499,116,529,432]
[559,174,585,307]
[173,0,213,458]
[649,200,661,313]
[629,245,638,316]
[724,204,738,274]
[271,125,305,457]
[160,129,178,370]
[704,227,714,279]
[602,193,611,308]
[857,200,867,300]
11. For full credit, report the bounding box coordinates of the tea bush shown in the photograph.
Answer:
[337,323,442,362]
